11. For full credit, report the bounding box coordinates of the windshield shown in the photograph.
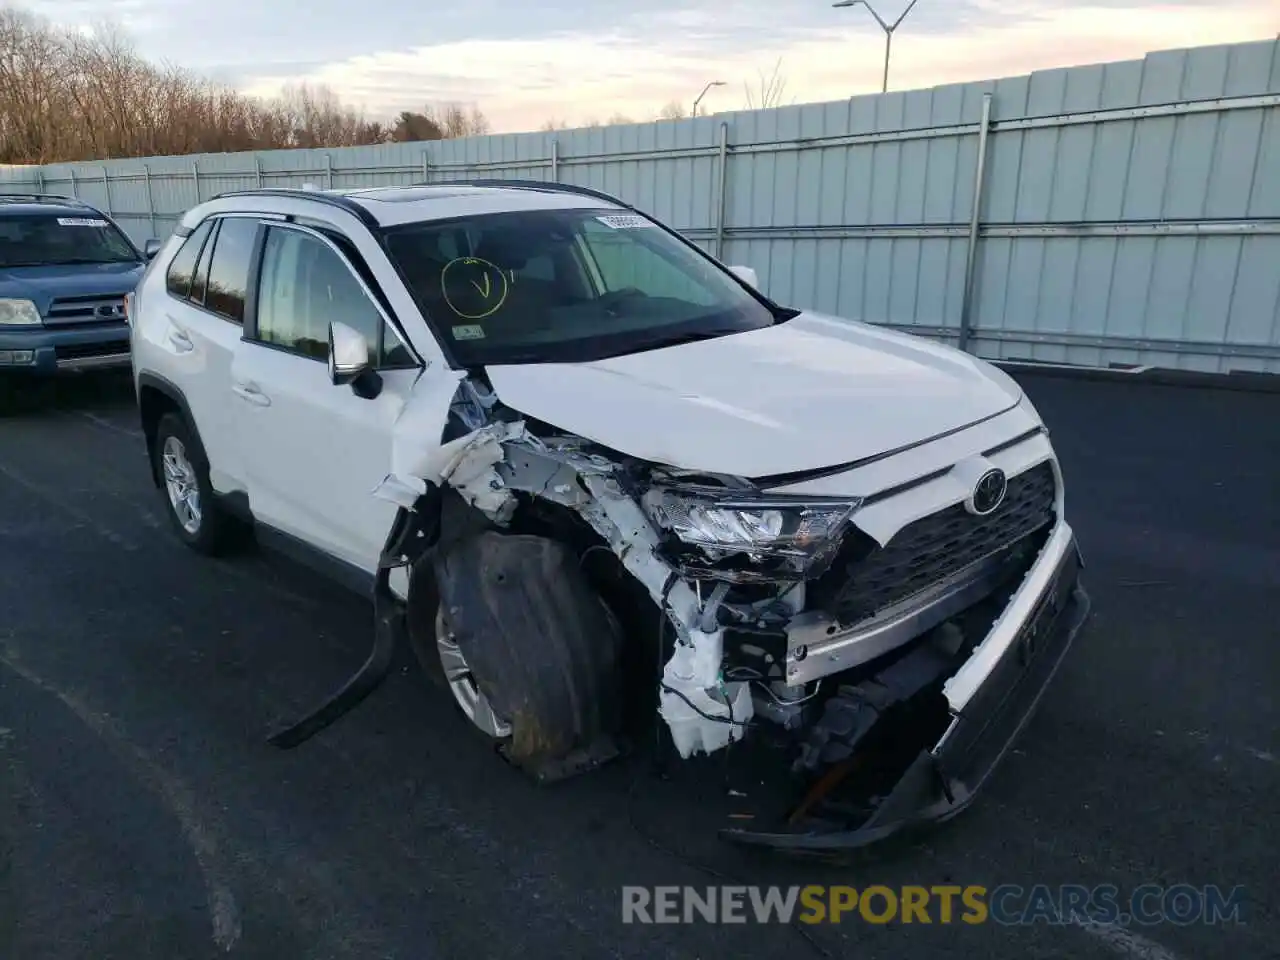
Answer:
[0,214,140,267]
[383,207,782,365]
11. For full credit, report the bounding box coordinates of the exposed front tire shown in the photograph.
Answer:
[152,411,238,555]
[408,532,625,778]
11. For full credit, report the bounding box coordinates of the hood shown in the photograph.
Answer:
[484,311,1023,479]
[0,261,146,314]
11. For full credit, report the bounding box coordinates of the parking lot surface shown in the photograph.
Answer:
[0,369,1276,960]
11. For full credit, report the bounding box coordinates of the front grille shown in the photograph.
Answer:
[810,461,1057,624]
[44,294,128,326]
[54,340,129,361]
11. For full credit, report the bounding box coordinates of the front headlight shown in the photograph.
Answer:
[642,488,861,570]
[0,299,41,326]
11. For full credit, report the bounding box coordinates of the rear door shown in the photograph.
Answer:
[158,215,262,494]
[229,221,423,574]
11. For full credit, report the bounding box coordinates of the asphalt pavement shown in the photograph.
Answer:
[0,369,1276,960]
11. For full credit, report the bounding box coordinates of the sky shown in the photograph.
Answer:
[27,0,1280,132]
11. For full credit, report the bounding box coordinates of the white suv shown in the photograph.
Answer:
[130,181,1089,851]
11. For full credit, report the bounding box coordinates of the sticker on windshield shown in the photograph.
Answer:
[56,217,109,227]
[451,324,486,340]
[595,215,653,230]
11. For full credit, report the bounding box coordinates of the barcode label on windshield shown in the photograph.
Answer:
[596,215,652,229]
[57,217,109,227]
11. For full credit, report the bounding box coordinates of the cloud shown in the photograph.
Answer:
[235,0,1277,130]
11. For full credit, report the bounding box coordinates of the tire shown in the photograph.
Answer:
[152,411,238,555]
[407,532,625,771]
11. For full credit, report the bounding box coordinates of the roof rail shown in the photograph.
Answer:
[410,178,636,212]
[209,187,380,229]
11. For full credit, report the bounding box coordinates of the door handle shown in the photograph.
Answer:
[168,327,193,352]
[232,382,271,407]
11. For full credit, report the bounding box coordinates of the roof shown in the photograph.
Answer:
[335,184,625,226]
[200,181,630,231]
[0,194,102,219]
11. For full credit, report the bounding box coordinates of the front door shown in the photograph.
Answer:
[230,222,423,574]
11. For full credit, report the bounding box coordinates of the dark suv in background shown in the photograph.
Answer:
[0,194,158,376]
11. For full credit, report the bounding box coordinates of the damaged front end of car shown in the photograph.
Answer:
[271,370,1090,856]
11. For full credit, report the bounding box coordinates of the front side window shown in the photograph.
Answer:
[383,208,780,366]
[0,213,140,268]
[203,217,259,323]
[255,226,410,365]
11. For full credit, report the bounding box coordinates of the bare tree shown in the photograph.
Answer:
[656,100,687,121]
[743,58,789,110]
[426,102,490,139]
[0,7,492,164]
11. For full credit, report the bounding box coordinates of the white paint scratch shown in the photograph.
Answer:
[1074,920,1186,960]
[0,644,241,951]
[1245,746,1275,764]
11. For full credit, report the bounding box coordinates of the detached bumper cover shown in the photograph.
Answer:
[722,526,1089,853]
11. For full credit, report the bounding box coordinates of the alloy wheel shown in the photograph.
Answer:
[435,607,512,739]
[161,435,202,535]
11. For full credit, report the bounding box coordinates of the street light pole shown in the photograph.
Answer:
[832,0,920,94]
[692,80,726,118]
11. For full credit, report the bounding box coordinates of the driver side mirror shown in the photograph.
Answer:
[728,265,759,289]
[328,320,383,399]
[143,238,162,260]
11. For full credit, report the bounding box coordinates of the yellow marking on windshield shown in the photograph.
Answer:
[440,256,508,321]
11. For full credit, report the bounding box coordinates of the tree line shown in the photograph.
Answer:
[0,7,489,165]
[0,4,795,166]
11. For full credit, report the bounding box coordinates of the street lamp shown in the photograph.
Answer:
[692,80,726,118]
[832,0,920,94]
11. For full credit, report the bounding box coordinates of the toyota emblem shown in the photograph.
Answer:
[968,468,1008,515]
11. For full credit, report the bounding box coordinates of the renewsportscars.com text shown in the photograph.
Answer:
[621,884,1246,926]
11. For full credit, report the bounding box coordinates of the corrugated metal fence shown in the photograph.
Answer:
[3,38,1278,373]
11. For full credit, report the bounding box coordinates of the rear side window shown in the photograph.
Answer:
[165,220,213,299]
[192,220,219,305]
[202,218,260,324]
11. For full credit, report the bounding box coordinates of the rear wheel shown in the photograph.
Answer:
[152,412,239,555]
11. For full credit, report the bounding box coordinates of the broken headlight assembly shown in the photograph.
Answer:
[641,487,862,582]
